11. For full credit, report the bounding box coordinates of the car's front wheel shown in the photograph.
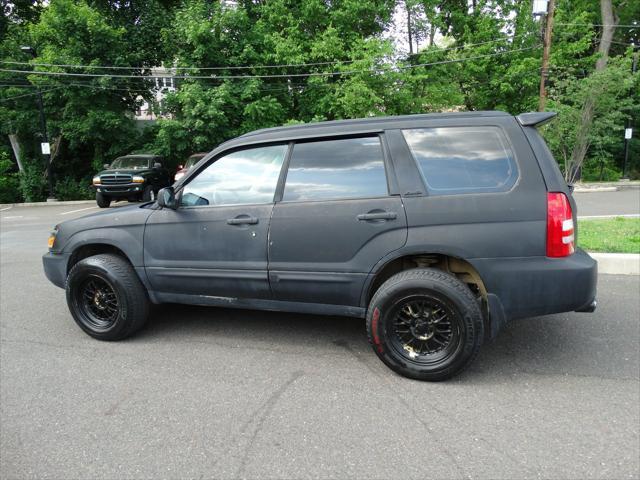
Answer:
[366,268,483,381]
[142,185,155,202]
[65,254,150,340]
[96,192,111,208]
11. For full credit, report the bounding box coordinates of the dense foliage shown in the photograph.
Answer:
[1,0,638,202]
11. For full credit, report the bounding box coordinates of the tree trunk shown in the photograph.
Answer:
[8,134,24,173]
[567,0,617,183]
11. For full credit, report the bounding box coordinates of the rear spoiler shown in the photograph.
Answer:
[516,111,557,127]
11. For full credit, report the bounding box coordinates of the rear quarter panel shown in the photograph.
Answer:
[386,117,548,262]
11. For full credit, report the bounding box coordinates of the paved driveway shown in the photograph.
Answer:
[1,204,638,479]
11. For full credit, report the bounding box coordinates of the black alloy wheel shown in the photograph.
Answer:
[76,274,120,331]
[389,296,461,364]
[66,254,150,340]
[366,268,484,381]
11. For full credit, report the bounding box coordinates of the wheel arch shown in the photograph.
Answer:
[362,251,490,334]
[67,243,133,276]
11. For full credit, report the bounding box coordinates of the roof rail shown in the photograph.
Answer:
[516,111,557,127]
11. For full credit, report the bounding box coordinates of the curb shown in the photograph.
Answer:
[0,200,95,208]
[574,187,618,193]
[589,252,640,275]
[574,181,640,193]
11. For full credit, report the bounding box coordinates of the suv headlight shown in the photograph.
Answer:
[92,176,101,185]
[132,175,145,183]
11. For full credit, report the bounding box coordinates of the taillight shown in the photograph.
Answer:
[547,192,575,257]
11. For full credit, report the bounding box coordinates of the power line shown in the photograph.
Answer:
[555,23,639,28]
[0,46,541,80]
[0,86,67,102]
[0,34,537,72]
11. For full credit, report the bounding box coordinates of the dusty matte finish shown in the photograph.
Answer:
[43,111,597,335]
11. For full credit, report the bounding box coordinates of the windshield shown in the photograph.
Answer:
[184,154,205,169]
[110,157,151,169]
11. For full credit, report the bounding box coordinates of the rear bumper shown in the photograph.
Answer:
[471,248,597,325]
[42,251,70,289]
[93,184,144,197]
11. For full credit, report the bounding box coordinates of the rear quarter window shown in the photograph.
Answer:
[402,126,518,195]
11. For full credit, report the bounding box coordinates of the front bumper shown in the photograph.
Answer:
[42,251,71,289]
[471,248,598,324]
[93,183,144,197]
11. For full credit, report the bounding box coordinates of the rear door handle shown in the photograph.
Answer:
[357,211,397,221]
[226,216,259,225]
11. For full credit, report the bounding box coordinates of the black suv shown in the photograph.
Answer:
[44,111,597,381]
[92,154,170,208]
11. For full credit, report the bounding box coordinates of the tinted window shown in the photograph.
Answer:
[181,145,286,207]
[403,127,518,194]
[283,137,388,202]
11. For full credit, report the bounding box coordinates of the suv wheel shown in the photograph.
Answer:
[142,185,155,202]
[366,268,483,381]
[96,192,111,208]
[66,254,150,340]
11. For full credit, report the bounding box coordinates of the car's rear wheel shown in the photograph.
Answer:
[142,185,155,202]
[96,192,111,208]
[366,268,483,381]
[66,254,150,340]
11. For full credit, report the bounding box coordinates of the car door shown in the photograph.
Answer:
[268,135,408,307]
[144,144,288,299]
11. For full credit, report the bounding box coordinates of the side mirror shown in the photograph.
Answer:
[153,162,162,169]
[103,164,110,170]
[157,187,178,210]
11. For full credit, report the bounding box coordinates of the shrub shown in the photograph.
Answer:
[18,164,47,202]
[0,154,21,204]
[54,177,94,201]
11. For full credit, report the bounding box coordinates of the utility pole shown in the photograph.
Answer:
[21,45,56,201]
[407,2,413,55]
[622,42,638,179]
[538,0,556,112]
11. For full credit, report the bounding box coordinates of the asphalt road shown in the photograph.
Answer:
[1,203,639,480]
[574,189,640,217]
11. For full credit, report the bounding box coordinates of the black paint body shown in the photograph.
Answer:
[44,111,597,333]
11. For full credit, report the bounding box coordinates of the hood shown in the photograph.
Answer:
[53,203,155,253]
[97,168,152,176]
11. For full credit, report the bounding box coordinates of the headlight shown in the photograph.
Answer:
[132,175,145,183]
[174,171,185,181]
[92,176,101,185]
[48,226,58,250]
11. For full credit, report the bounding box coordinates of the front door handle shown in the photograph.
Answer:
[226,216,259,225]
[357,211,397,221]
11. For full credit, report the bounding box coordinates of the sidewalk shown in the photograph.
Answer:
[574,180,640,193]
[0,199,95,208]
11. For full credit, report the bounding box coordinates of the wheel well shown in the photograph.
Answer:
[67,244,131,275]
[367,254,488,305]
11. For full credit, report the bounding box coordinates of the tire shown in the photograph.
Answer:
[366,268,483,381]
[96,192,111,208]
[142,185,155,202]
[65,254,150,341]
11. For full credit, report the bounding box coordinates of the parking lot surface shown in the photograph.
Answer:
[574,189,640,217]
[1,203,639,479]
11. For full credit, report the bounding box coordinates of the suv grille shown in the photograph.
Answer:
[100,174,133,185]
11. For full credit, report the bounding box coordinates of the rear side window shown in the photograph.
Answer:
[282,137,388,202]
[402,126,518,195]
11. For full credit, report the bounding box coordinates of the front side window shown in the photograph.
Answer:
[180,144,287,207]
[282,136,388,202]
[403,126,518,195]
